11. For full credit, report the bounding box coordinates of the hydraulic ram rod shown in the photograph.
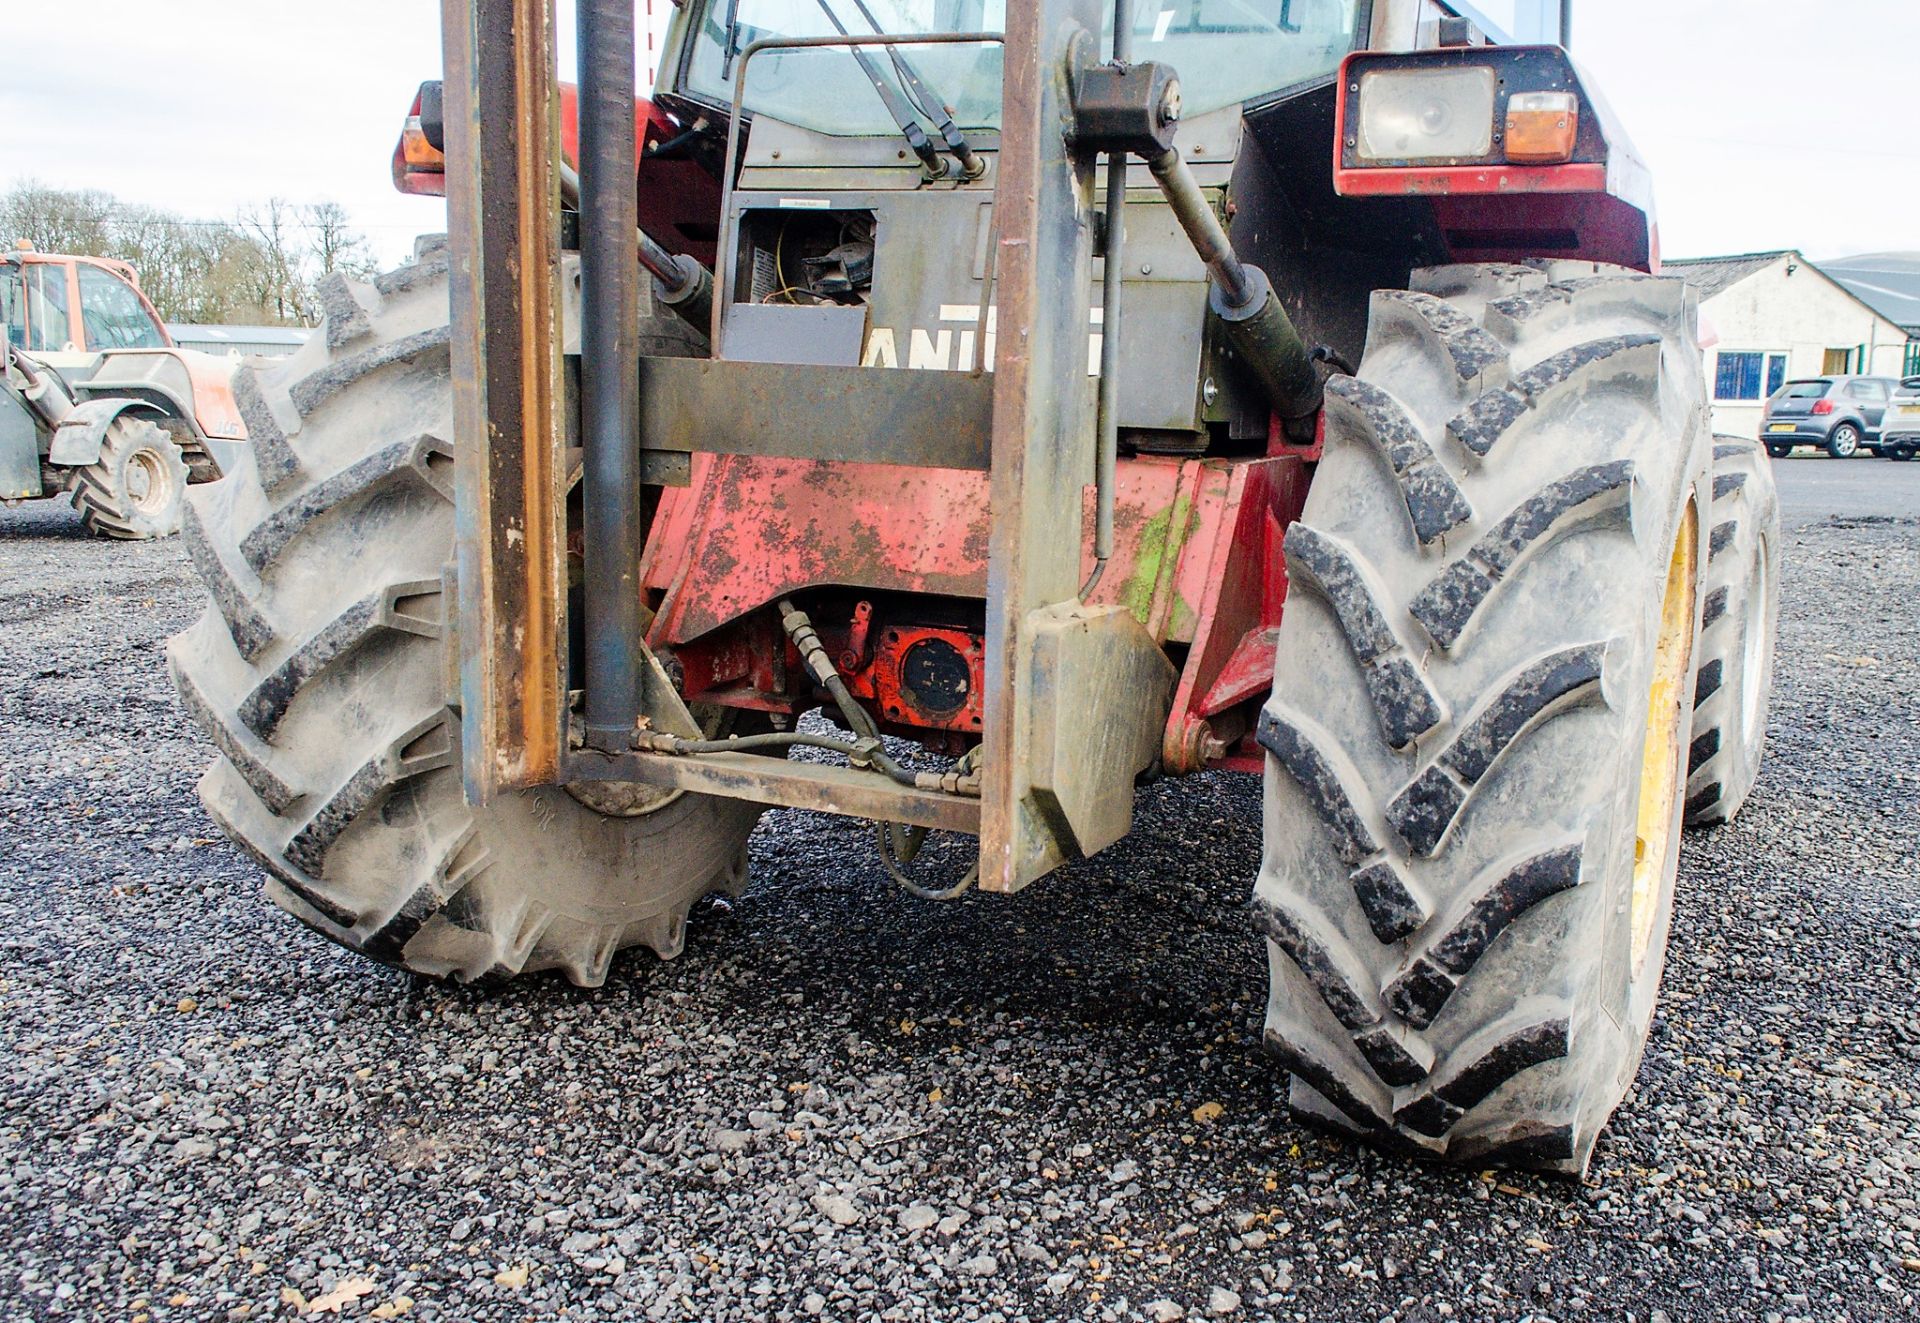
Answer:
[559,164,713,332]
[578,0,644,751]
[1146,147,1322,439]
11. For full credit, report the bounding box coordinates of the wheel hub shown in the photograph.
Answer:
[1631,503,1699,973]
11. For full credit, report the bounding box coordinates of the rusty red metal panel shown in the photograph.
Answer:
[1160,457,1309,773]
[643,457,994,643]
[642,453,1251,652]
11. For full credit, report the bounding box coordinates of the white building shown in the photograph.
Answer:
[1664,251,1914,440]
[167,324,311,359]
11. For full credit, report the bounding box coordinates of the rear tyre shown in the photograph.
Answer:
[1827,424,1861,459]
[166,257,761,986]
[1255,262,1712,1174]
[68,415,188,540]
[1888,444,1916,462]
[1684,438,1781,826]
[1765,442,1792,459]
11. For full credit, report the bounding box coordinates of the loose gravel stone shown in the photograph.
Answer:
[1,474,1914,1322]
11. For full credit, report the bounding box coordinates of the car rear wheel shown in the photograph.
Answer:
[1827,424,1861,459]
[1765,442,1793,460]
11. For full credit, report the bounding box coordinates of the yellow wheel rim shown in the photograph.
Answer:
[1631,502,1698,973]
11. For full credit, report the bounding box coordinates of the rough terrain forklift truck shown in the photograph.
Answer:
[3,246,248,538]
[167,0,1782,1173]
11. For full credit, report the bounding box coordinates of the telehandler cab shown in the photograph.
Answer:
[169,0,1781,1173]
[3,246,248,538]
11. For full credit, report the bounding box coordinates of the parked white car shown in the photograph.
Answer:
[1883,378,1920,462]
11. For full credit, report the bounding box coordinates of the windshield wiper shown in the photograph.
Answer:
[721,0,743,78]
[840,0,985,178]
[809,0,965,178]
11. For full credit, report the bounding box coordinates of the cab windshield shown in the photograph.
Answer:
[683,0,1365,138]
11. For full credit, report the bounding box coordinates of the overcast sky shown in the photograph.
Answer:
[2,1,1914,269]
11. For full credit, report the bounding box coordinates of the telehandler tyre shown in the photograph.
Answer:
[1255,263,1712,1173]
[1683,437,1780,825]
[166,256,763,986]
[69,415,189,540]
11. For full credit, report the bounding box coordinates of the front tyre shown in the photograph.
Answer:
[1684,438,1781,825]
[1255,263,1712,1174]
[1827,424,1861,459]
[69,416,189,540]
[166,260,761,986]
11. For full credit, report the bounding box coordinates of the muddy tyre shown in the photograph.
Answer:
[166,258,761,985]
[69,415,189,539]
[1683,438,1780,825]
[1255,262,1712,1173]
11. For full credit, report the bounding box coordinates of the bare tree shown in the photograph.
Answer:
[236,198,312,324]
[4,181,381,327]
[304,201,379,282]
[1,181,117,256]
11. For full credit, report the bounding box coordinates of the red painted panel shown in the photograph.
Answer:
[644,451,1311,773]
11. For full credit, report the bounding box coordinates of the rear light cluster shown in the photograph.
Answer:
[392,83,448,199]
[1337,46,1601,191]
[1811,400,1836,416]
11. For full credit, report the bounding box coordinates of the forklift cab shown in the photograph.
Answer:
[1,245,171,366]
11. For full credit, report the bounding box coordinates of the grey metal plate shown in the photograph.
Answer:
[0,391,43,499]
[720,303,869,366]
[637,356,993,470]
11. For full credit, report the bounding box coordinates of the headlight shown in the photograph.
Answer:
[1354,66,1497,163]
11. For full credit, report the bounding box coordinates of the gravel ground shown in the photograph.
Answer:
[2,476,1916,1323]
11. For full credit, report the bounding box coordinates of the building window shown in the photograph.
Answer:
[1905,341,1918,378]
[1715,351,1788,401]
[1822,347,1854,375]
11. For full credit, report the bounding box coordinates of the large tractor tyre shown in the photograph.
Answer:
[1255,262,1713,1174]
[68,415,189,540]
[166,259,761,986]
[1683,437,1781,826]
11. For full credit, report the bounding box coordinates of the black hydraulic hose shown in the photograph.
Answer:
[638,730,927,789]
[579,0,643,751]
[778,598,880,741]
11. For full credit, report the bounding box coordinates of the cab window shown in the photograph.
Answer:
[25,264,72,352]
[0,266,23,349]
[76,264,167,350]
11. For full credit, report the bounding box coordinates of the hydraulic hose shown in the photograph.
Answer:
[1085,0,1132,602]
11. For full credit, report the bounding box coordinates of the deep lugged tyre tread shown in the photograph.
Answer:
[67,416,189,540]
[168,256,759,986]
[1258,263,1711,1172]
[1684,436,1780,824]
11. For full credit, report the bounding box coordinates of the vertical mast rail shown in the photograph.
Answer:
[441,0,568,800]
[578,0,646,751]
